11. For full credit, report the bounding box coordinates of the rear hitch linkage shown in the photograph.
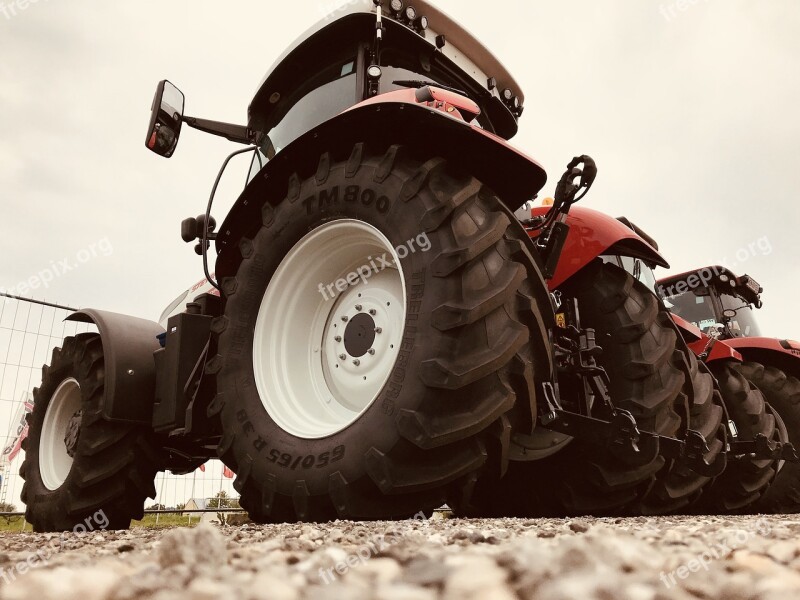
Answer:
[729,434,800,462]
[542,314,736,477]
[531,155,598,279]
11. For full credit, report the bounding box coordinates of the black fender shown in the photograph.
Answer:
[214,100,547,280]
[67,309,164,424]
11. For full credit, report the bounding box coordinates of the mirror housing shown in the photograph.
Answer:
[146,80,185,158]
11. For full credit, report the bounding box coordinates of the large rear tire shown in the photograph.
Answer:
[212,144,553,522]
[691,361,777,512]
[463,260,724,517]
[20,334,162,532]
[638,355,726,515]
[738,362,800,513]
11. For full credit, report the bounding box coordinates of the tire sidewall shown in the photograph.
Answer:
[24,353,83,505]
[219,158,450,495]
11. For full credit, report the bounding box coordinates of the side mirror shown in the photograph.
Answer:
[145,80,185,158]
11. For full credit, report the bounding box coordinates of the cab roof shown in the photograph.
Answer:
[248,0,525,136]
[658,266,763,307]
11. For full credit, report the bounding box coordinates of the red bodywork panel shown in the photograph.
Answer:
[671,313,703,343]
[706,341,743,364]
[349,87,541,177]
[529,206,669,290]
[727,337,800,356]
[354,87,481,122]
[670,313,743,363]
[217,90,548,279]
[726,337,800,379]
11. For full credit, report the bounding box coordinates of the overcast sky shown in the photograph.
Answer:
[1,0,798,338]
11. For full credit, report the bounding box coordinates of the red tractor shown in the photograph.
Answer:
[19,0,758,530]
[658,267,800,512]
[463,204,735,517]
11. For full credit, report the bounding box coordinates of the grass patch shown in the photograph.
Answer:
[0,517,33,532]
[0,514,202,532]
[131,514,200,529]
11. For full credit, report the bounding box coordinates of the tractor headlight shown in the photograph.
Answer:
[368,65,383,80]
[418,15,429,30]
[405,6,417,21]
[390,0,403,12]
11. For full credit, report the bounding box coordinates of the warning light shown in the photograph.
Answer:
[542,197,554,206]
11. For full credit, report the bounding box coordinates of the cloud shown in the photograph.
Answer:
[0,0,798,338]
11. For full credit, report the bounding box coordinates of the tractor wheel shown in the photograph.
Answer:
[465,260,724,517]
[638,356,726,515]
[212,144,553,522]
[689,361,778,512]
[738,362,800,513]
[20,334,162,532]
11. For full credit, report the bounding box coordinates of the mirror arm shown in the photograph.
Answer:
[182,116,254,145]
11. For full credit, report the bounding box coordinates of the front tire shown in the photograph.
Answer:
[20,334,162,532]
[212,144,553,522]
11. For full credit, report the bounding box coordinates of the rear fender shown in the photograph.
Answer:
[670,313,742,364]
[530,206,669,290]
[67,309,164,424]
[726,337,800,380]
[670,313,703,343]
[215,94,547,280]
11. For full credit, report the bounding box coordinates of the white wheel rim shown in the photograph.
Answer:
[253,219,407,439]
[40,377,81,490]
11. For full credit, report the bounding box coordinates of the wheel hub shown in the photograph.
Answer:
[40,377,82,490]
[344,313,376,358]
[253,219,408,439]
[64,410,83,458]
[322,268,404,412]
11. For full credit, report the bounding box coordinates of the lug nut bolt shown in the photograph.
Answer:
[353,359,361,366]
[355,304,363,311]
[375,327,383,334]
[341,316,349,322]
[339,354,347,361]
[335,336,342,343]
[368,349,376,355]
[369,309,377,316]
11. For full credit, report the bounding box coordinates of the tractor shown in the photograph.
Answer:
[658,266,800,513]
[20,0,745,530]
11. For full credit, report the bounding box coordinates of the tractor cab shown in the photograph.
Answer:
[244,0,526,181]
[657,266,764,339]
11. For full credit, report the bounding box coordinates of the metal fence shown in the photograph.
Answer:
[0,293,237,518]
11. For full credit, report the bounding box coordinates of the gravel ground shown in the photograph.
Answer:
[1,515,800,599]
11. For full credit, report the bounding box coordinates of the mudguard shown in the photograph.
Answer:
[530,206,669,290]
[670,313,743,364]
[670,313,704,343]
[215,91,547,280]
[67,309,164,424]
[726,337,800,380]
